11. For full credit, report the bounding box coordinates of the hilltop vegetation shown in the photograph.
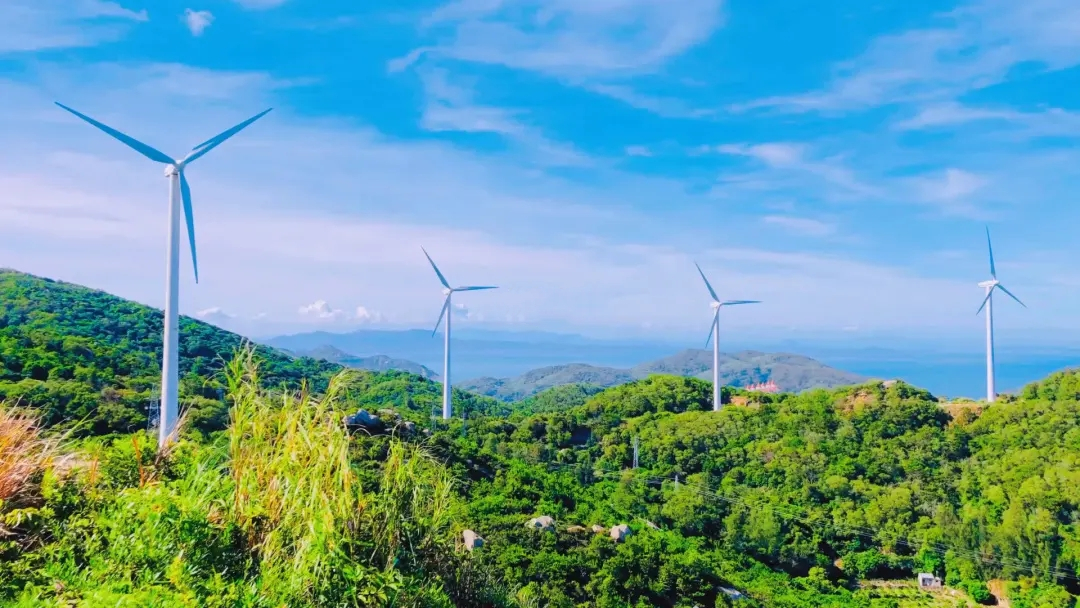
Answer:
[0,270,502,436]
[2,269,1080,608]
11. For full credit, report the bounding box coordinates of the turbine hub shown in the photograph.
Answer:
[710,301,721,309]
[442,288,452,296]
[164,164,179,177]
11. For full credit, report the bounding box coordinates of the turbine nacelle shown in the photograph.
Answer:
[442,287,452,296]
[978,279,998,288]
[55,102,272,286]
[710,301,721,310]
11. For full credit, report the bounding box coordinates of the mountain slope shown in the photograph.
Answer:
[293,345,439,379]
[460,348,866,401]
[0,269,344,434]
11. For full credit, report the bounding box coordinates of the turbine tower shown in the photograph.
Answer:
[55,103,271,448]
[695,262,759,412]
[422,248,497,420]
[977,227,1026,403]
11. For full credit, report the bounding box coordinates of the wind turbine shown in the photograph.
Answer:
[55,102,271,448]
[977,227,1026,403]
[422,248,497,420]
[695,262,760,412]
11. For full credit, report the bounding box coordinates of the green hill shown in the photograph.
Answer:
[3,268,1080,608]
[0,270,501,435]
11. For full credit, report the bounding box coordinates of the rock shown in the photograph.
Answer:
[591,525,607,534]
[402,421,416,433]
[526,516,556,531]
[566,525,587,534]
[346,409,383,430]
[462,529,484,551]
[610,524,632,542]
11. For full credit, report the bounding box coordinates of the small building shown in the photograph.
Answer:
[918,573,942,590]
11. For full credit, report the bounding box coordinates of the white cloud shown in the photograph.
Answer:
[914,168,988,204]
[713,142,878,198]
[299,300,346,321]
[417,67,589,167]
[2,60,1078,340]
[585,84,714,118]
[894,102,1080,139]
[1,0,148,53]
[403,0,725,79]
[762,216,836,238]
[184,9,214,36]
[354,306,384,324]
[733,0,1080,114]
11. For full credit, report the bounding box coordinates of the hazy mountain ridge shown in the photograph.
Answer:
[290,345,439,379]
[459,348,867,401]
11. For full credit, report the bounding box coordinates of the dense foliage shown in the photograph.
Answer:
[0,270,504,437]
[3,270,1080,607]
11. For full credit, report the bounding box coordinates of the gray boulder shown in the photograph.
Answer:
[462,529,484,551]
[610,524,632,542]
[346,409,383,430]
[526,516,556,531]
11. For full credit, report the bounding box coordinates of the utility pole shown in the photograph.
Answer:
[147,389,160,435]
[632,436,639,469]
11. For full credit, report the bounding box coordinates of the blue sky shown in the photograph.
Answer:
[1,0,1079,350]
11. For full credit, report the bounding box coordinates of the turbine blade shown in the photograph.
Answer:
[179,170,199,284]
[421,247,451,289]
[431,295,451,336]
[694,262,720,302]
[55,102,174,165]
[976,290,992,315]
[704,309,719,348]
[454,286,497,291]
[182,108,273,165]
[996,283,1027,308]
[986,226,997,279]
[721,300,761,306]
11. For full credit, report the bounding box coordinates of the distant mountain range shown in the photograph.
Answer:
[284,345,440,379]
[457,349,867,401]
[284,335,867,401]
[265,329,682,380]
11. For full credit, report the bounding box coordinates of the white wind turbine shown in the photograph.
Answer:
[695,262,760,412]
[977,227,1026,403]
[55,102,271,448]
[422,248,497,420]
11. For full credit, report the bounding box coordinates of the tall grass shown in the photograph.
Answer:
[1,347,530,607]
[0,406,56,532]
[224,348,375,605]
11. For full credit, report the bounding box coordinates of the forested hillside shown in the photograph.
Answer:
[3,269,1080,607]
[0,270,500,435]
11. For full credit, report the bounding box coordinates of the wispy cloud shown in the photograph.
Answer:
[184,9,214,37]
[711,142,879,198]
[404,0,725,78]
[417,66,590,166]
[894,102,1080,139]
[909,168,989,215]
[762,215,837,238]
[1,0,148,53]
[733,0,1080,114]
